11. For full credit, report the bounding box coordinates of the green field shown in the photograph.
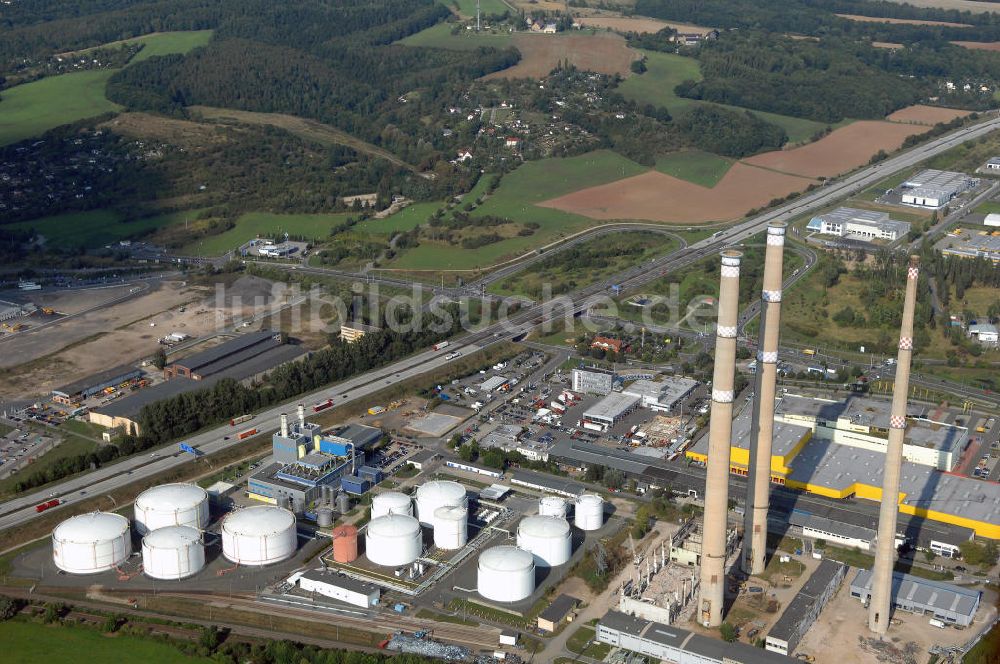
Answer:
[184,211,355,255]
[398,22,513,50]
[450,0,510,17]
[1,620,213,664]
[128,30,213,63]
[10,209,195,249]
[360,202,440,235]
[386,150,648,270]
[654,150,733,187]
[0,70,121,146]
[974,200,1000,215]
[0,433,97,497]
[620,50,832,144]
[566,626,612,659]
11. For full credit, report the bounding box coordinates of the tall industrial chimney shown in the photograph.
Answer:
[868,256,920,635]
[698,249,742,627]
[297,404,306,427]
[742,222,786,575]
[280,413,289,438]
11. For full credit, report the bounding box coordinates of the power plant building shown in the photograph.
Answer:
[850,568,981,627]
[765,560,847,656]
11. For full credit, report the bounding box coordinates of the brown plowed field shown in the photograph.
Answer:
[483,32,637,79]
[742,120,927,178]
[576,17,715,35]
[886,104,973,125]
[951,40,1000,51]
[538,163,815,223]
[836,13,972,27]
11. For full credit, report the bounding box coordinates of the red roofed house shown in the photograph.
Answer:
[590,336,622,353]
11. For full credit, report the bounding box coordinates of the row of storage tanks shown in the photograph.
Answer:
[52,483,300,580]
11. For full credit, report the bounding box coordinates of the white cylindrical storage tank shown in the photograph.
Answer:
[52,512,131,574]
[141,525,205,580]
[538,496,568,519]
[415,480,467,527]
[477,546,535,603]
[575,494,604,531]
[433,505,468,550]
[221,505,296,566]
[365,514,422,567]
[516,515,572,567]
[371,491,413,519]
[134,483,210,536]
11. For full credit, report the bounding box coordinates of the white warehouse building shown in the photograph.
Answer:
[806,207,911,241]
[291,569,380,608]
[899,169,975,208]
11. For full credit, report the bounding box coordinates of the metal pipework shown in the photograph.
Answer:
[868,256,920,635]
[742,222,786,575]
[698,249,742,627]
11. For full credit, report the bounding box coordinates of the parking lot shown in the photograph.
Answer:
[0,426,59,479]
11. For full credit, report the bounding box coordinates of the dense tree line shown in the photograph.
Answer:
[675,105,788,157]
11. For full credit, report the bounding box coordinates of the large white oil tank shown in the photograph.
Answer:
[134,483,210,535]
[433,505,468,550]
[52,512,131,574]
[366,514,422,566]
[575,494,604,531]
[538,496,568,519]
[141,525,205,580]
[221,505,296,566]
[477,546,535,603]
[516,515,572,567]
[415,480,467,527]
[371,491,413,519]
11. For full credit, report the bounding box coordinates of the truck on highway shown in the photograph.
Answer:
[35,499,60,513]
[313,398,334,412]
[230,414,254,426]
[433,341,450,351]
[237,428,258,440]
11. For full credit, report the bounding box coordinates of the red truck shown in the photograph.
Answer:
[35,499,60,513]
[312,398,334,413]
[237,428,258,440]
[230,414,253,426]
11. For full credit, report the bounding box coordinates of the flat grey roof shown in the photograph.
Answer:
[170,330,276,371]
[550,439,653,475]
[623,377,698,405]
[691,405,810,460]
[408,449,437,463]
[851,568,980,618]
[793,513,874,543]
[300,569,378,595]
[936,228,1000,260]
[584,393,640,421]
[538,594,579,623]
[510,469,584,496]
[53,363,143,397]
[332,423,383,447]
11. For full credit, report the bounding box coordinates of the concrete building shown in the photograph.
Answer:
[791,513,875,551]
[807,208,911,241]
[597,610,797,664]
[899,169,975,208]
[407,449,438,470]
[851,568,981,627]
[479,375,510,392]
[51,364,143,405]
[537,594,580,632]
[968,323,999,344]
[582,393,641,430]
[292,569,380,608]
[936,228,1000,263]
[765,560,847,655]
[163,330,285,380]
[510,469,584,498]
[445,459,503,478]
[572,367,615,395]
[622,377,698,412]
[339,322,380,343]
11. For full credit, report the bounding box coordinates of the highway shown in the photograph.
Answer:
[1,115,997,533]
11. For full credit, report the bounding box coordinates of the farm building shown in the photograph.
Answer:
[806,207,910,241]
[51,363,143,405]
[765,560,847,656]
[899,169,975,208]
[849,569,981,627]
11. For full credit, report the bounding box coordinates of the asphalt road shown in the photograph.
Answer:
[2,115,997,533]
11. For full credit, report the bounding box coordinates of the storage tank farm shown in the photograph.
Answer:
[141,526,205,580]
[516,515,572,567]
[365,514,422,567]
[221,505,297,566]
[433,505,469,550]
[371,491,413,519]
[477,546,536,603]
[415,480,467,527]
[574,494,604,531]
[332,524,359,563]
[133,483,210,535]
[538,496,568,519]
[52,512,131,574]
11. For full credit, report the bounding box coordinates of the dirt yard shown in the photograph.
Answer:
[886,105,973,125]
[742,121,927,179]
[483,32,637,80]
[835,13,972,27]
[575,17,715,35]
[951,40,1000,51]
[539,163,815,223]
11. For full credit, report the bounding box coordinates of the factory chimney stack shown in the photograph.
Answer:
[698,249,742,627]
[280,413,288,438]
[868,256,920,635]
[742,222,786,575]
[297,403,305,427]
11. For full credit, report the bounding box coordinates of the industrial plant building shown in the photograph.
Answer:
[899,169,976,208]
[622,377,699,411]
[571,367,615,395]
[807,207,911,241]
[849,569,981,627]
[51,363,144,405]
[582,392,640,430]
[597,610,797,664]
[162,330,286,380]
[936,227,1000,263]
[765,560,847,655]
[510,469,585,498]
[292,569,380,608]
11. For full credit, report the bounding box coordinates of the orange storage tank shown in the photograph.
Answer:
[331,525,359,563]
